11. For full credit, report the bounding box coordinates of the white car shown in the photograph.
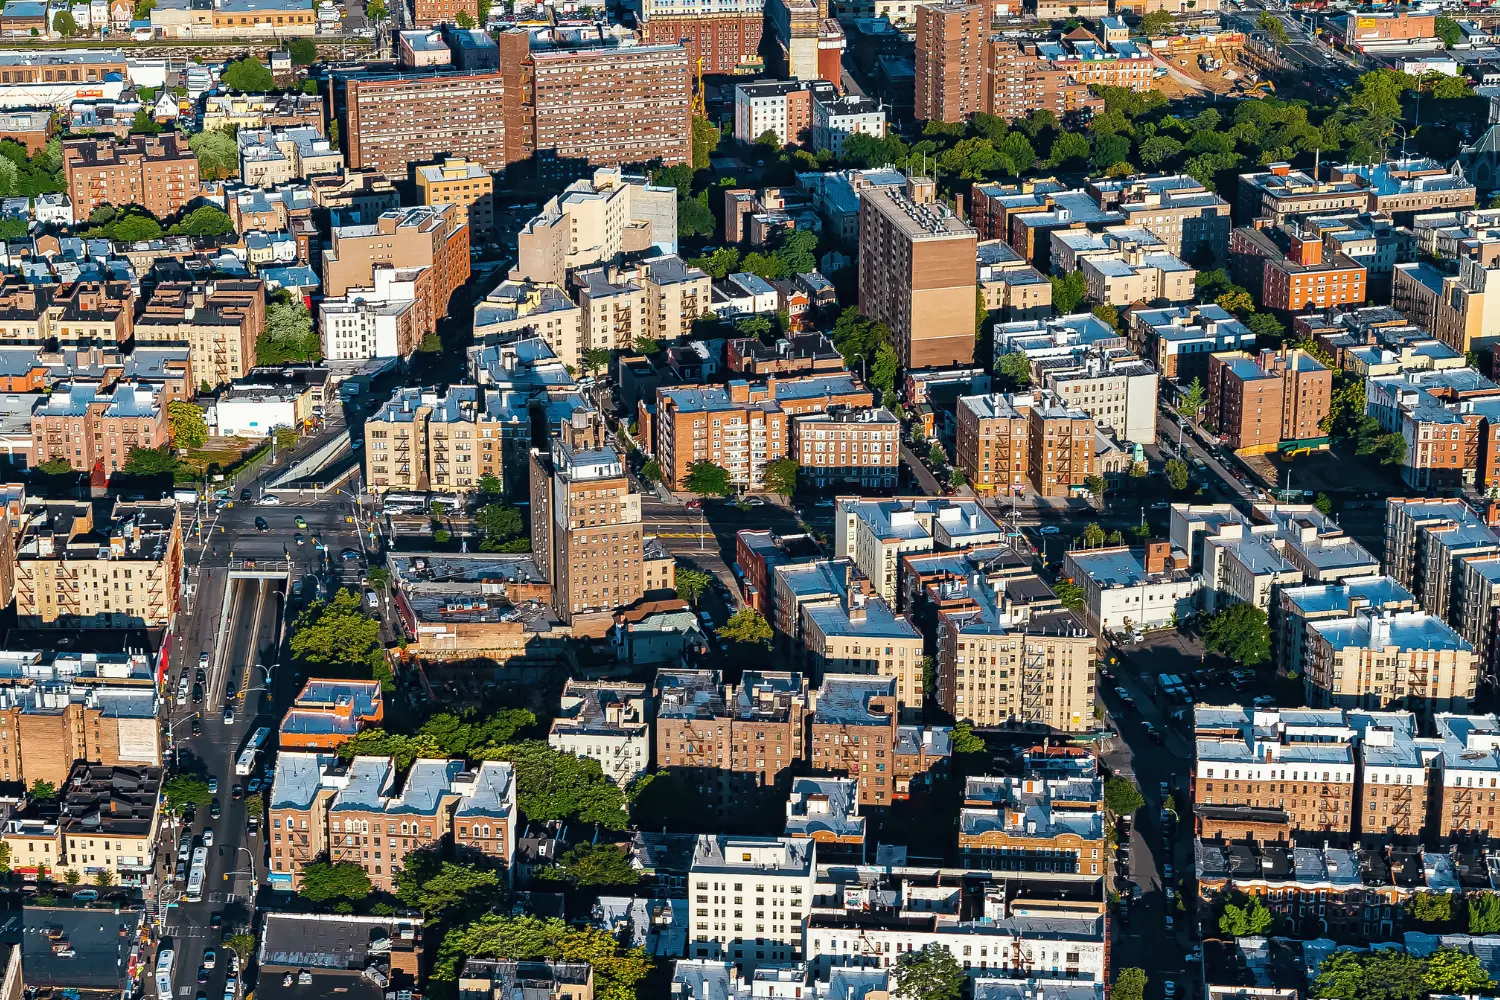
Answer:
[202,828,214,847]
[259,494,281,505]
[745,497,765,506]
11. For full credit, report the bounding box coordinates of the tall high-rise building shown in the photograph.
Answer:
[530,410,646,631]
[914,2,985,123]
[857,175,977,368]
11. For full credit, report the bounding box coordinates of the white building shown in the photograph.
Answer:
[833,496,1002,606]
[319,267,421,361]
[547,680,650,788]
[811,93,885,159]
[732,79,833,147]
[687,835,816,970]
[213,385,302,437]
[1063,541,1202,634]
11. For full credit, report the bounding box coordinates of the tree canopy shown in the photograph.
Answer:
[1203,602,1271,666]
[221,57,274,93]
[539,842,641,889]
[167,401,208,449]
[479,740,630,830]
[394,852,502,920]
[188,129,238,182]
[675,567,712,605]
[162,775,212,813]
[1218,891,1275,936]
[290,588,384,678]
[433,914,651,1000]
[1103,775,1144,817]
[717,607,772,646]
[257,300,321,366]
[763,458,799,500]
[122,446,180,477]
[685,461,732,498]
[299,861,372,903]
[892,945,965,1000]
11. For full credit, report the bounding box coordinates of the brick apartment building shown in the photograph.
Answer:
[31,382,168,474]
[0,279,135,349]
[654,669,810,815]
[322,205,470,340]
[858,175,977,369]
[959,759,1106,874]
[135,279,265,386]
[734,529,822,621]
[1206,347,1332,454]
[412,0,479,26]
[61,134,199,221]
[956,393,1030,496]
[1232,225,1368,313]
[733,79,829,146]
[791,406,901,490]
[809,675,950,806]
[983,40,1099,121]
[414,157,494,239]
[637,9,764,75]
[57,763,161,886]
[14,499,181,630]
[914,2,985,123]
[1026,394,1098,498]
[528,411,646,630]
[363,385,514,494]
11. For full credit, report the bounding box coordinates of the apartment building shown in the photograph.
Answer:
[1193,706,1357,843]
[956,393,1030,497]
[1206,348,1332,455]
[959,753,1106,874]
[797,574,922,710]
[637,0,764,75]
[935,570,1097,731]
[14,499,180,629]
[57,763,160,886]
[733,79,831,146]
[1366,370,1500,491]
[1348,710,1433,844]
[1393,253,1500,356]
[529,39,692,177]
[135,278,265,386]
[686,835,816,968]
[736,529,822,624]
[363,385,519,494]
[1025,394,1097,499]
[791,405,900,490]
[1328,159,1476,222]
[982,39,1099,122]
[200,92,325,134]
[0,650,159,789]
[1079,246,1196,306]
[527,416,646,629]
[1129,304,1256,384]
[237,126,342,188]
[548,681,650,788]
[1383,499,1500,627]
[1197,516,1304,614]
[414,157,494,239]
[1275,577,1417,680]
[914,2,985,123]
[323,205,469,341]
[514,168,679,288]
[279,679,385,751]
[271,754,516,892]
[811,93,885,159]
[1088,173,1233,264]
[1237,165,1373,226]
[412,0,478,26]
[1432,713,1500,841]
[61,134,198,221]
[1232,226,1369,313]
[31,382,166,474]
[0,279,134,349]
[808,675,950,806]
[319,276,423,363]
[833,497,1002,606]
[649,373,872,492]
[472,280,583,371]
[1305,608,1477,713]
[333,66,523,179]
[655,669,810,814]
[574,269,648,354]
[858,175,977,369]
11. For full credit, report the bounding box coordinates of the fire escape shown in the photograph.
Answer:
[1020,639,1046,725]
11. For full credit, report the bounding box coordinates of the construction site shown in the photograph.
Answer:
[1147,29,1281,98]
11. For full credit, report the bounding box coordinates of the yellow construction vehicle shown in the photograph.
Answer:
[690,55,706,117]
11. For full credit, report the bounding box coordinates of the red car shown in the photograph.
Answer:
[685,499,702,510]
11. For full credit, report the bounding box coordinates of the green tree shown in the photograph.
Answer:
[167,205,234,237]
[224,934,256,966]
[892,944,965,1000]
[287,38,318,65]
[336,729,441,771]
[869,342,899,404]
[365,0,387,18]
[418,709,535,755]
[394,852,502,919]
[1374,432,1407,467]
[1217,289,1255,317]
[1050,271,1088,314]
[162,775,212,813]
[258,300,320,364]
[167,401,208,449]
[1178,377,1208,422]
[675,567,712,605]
[290,588,384,678]
[1218,891,1275,936]
[1081,522,1106,548]
[221,57,275,93]
[541,843,640,888]
[1054,579,1085,613]
[685,461,732,498]
[246,797,263,818]
[299,861,372,903]
[997,351,1032,388]
[1202,602,1271,666]
[951,720,986,755]
[479,741,630,830]
[432,914,651,1000]
[717,607,772,646]
[1435,15,1463,48]
[133,0,156,15]
[691,247,741,280]
[1113,969,1148,1000]
[1469,891,1500,933]
[772,229,818,277]
[1047,130,1091,169]
[1313,493,1334,516]
[581,347,611,376]
[1103,775,1144,817]
[928,442,947,468]
[63,869,81,887]
[36,459,73,477]
[678,191,715,238]
[1246,312,1285,343]
[632,335,662,356]
[123,446,180,477]
[1084,475,1108,503]
[639,459,662,485]
[763,458,799,500]
[1256,10,1289,47]
[93,869,114,887]
[1165,458,1190,491]
[1407,890,1454,928]
[1425,948,1495,996]
[111,213,163,243]
[476,503,524,548]
[52,10,78,35]
[188,129,238,181]
[130,110,163,137]
[28,780,56,801]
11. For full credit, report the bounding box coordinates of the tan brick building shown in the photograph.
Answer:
[808,674,950,806]
[61,134,199,221]
[57,763,161,887]
[135,279,265,387]
[0,278,135,349]
[529,410,646,630]
[1348,710,1429,844]
[414,157,494,239]
[797,574,923,714]
[791,406,900,490]
[1207,347,1332,454]
[364,385,524,494]
[14,500,181,630]
[1433,713,1500,841]
[957,392,1029,496]
[959,758,1106,875]
[323,205,470,341]
[1306,609,1477,714]
[858,175,977,369]
[914,2,985,124]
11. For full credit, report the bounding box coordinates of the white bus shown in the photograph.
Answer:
[235,727,272,777]
[185,847,207,903]
[381,492,427,515]
[155,947,174,1000]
